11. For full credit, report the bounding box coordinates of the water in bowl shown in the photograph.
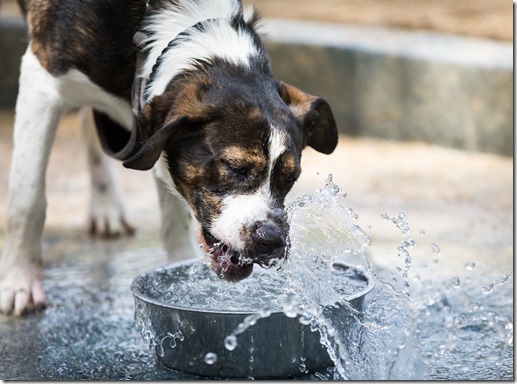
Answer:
[141,261,369,312]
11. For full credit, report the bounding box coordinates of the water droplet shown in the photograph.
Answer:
[155,342,165,357]
[419,229,426,236]
[283,293,299,318]
[451,277,461,288]
[299,356,307,373]
[204,352,218,365]
[465,261,476,271]
[224,335,238,351]
[347,207,359,219]
[430,243,441,255]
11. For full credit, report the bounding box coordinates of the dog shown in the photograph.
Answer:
[0,0,337,316]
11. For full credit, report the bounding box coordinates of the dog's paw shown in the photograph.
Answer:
[0,261,46,316]
[89,197,135,238]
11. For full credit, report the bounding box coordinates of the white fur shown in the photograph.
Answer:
[211,189,270,250]
[153,152,181,196]
[141,0,259,101]
[210,128,287,250]
[267,128,287,184]
[140,0,241,75]
[39,55,132,128]
[0,47,132,315]
[1,47,65,315]
[154,175,202,259]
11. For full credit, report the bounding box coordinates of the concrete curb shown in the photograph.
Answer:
[263,19,513,156]
[0,17,512,156]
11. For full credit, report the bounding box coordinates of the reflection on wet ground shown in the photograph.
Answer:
[0,232,198,380]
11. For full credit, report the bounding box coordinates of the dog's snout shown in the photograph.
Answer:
[252,222,285,255]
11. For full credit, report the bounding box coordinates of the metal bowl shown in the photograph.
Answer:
[130,258,374,379]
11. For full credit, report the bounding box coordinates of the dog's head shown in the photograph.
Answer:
[123,10,337,281]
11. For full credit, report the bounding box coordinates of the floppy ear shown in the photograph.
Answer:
[123,79,217,171]
[279,81,338,154]
[122,115,187,170]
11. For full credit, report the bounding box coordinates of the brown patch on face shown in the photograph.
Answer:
[270,150,301,201]
[278,151,297,173]
[161,108,271,229]
[173,157,223,216]
[171,78,216,121]
[219,146,267,173]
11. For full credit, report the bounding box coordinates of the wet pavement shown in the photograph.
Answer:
[0,233,196,380]
[0,109,513,380]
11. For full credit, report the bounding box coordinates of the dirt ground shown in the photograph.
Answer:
[0,0,512,41]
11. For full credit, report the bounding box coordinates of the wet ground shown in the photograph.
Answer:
[0,233,195,380]
[0,109,513,380]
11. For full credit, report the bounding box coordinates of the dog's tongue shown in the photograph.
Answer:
[210,246,253,282]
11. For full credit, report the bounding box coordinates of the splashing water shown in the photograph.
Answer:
[135,175,513,380]
[276,175,512,380]
[223,175,512,380]
[263,175,422,380]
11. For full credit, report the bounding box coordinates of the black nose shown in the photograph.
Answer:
[251,222,286,265]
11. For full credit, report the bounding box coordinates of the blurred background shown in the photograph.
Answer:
[246,0,511,40]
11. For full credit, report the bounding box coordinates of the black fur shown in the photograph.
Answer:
[19,0,147,99]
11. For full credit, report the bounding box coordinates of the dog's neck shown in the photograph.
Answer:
[138,0,244,77]
[135,0,262,103]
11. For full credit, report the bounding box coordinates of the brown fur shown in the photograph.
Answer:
[19,0,147,99]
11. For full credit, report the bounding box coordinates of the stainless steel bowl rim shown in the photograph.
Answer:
[130,258,375,315]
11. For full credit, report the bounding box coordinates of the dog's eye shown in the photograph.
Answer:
[223,160,250,178]
[287,176,296,184]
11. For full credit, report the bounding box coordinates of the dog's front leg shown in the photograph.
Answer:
[0,48,63,316]
[154,176,203,260]
[80,107,135,238]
